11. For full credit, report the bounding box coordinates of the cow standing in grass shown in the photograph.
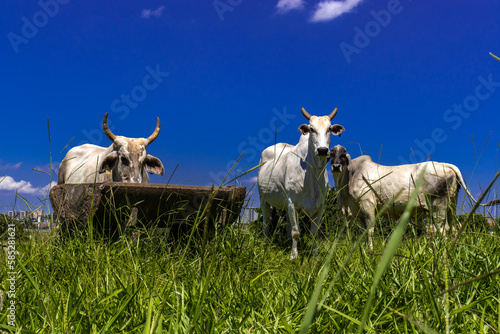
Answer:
[58,113,164,184]
[329,145,497,248]
[257,107,345,259]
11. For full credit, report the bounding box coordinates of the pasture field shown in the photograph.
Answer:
[1,196,499,334]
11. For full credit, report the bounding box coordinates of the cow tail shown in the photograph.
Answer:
[448,164,500,207]
[447,164,479,205]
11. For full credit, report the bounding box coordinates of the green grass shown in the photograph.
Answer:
[1,205,500,333]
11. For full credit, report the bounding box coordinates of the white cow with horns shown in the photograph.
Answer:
[58,113,164,184]
[329,145,498,248]
[257,107,345,259]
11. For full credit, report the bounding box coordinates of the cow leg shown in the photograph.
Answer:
[364,214,375,250]
[448,195,459,232]
[433,199,449,235]
[360,201,376,249]
[261,200,272,237]
[287,201,300,260]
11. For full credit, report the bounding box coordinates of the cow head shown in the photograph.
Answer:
[298,107,345,158]
[329,145,350,173]
[99,113,164,183]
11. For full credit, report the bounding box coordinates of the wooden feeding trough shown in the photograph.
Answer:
[49,183,247,239]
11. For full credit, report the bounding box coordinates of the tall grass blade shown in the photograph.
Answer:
[441,267,500,295]
[443,249,450,334]
[298,239,339,334]
[143,294,155,334]
[357,167,426,334]
[322,304,371,330]
[17,260,40,294]
[223,162,264,186]
[421,267,442,326]
[0,324,36,334]
[318,190,403,309]
[143,258,156,334]
[388,308,441,334]
[98,290,139,334]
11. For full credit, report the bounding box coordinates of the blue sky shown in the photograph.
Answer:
[1,0,500,214]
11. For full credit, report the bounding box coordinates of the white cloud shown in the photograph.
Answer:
[276,0,306,14]
[0,176,55,195]
[310,0,363,22]
[141,5,165,19]
[0,176,39,194]
[0,161,23,171]
[243,176,258,183]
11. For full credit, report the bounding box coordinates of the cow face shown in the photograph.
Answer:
[100,138,164,183]
[329,145,350,173]
[298,107,345,158]
[99,113,164,183]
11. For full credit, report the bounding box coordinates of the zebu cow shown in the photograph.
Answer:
[329,145,493,248]
[257,107,345,259]
[58,113,164,184]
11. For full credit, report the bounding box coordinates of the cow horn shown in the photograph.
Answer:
[102,113,117,142]
[145,117,161,145]
[328,107,338,120]
[301,107,312,120]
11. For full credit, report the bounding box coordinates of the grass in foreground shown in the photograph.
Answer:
[0,213,499,333]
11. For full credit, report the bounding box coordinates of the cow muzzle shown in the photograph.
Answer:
[331,164,343,173]
[316,147,329,157]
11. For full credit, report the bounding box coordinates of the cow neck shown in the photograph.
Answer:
[295,134,328,172]
[306,150,328,171]
[333,168,350,208]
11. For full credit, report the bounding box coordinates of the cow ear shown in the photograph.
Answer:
[100,152,118,174]
[145,154,164,175]
[330,124,345,136]
[298,124,310,135]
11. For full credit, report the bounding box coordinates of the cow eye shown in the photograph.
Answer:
[310,127,316,134]
[121,157,129,166]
